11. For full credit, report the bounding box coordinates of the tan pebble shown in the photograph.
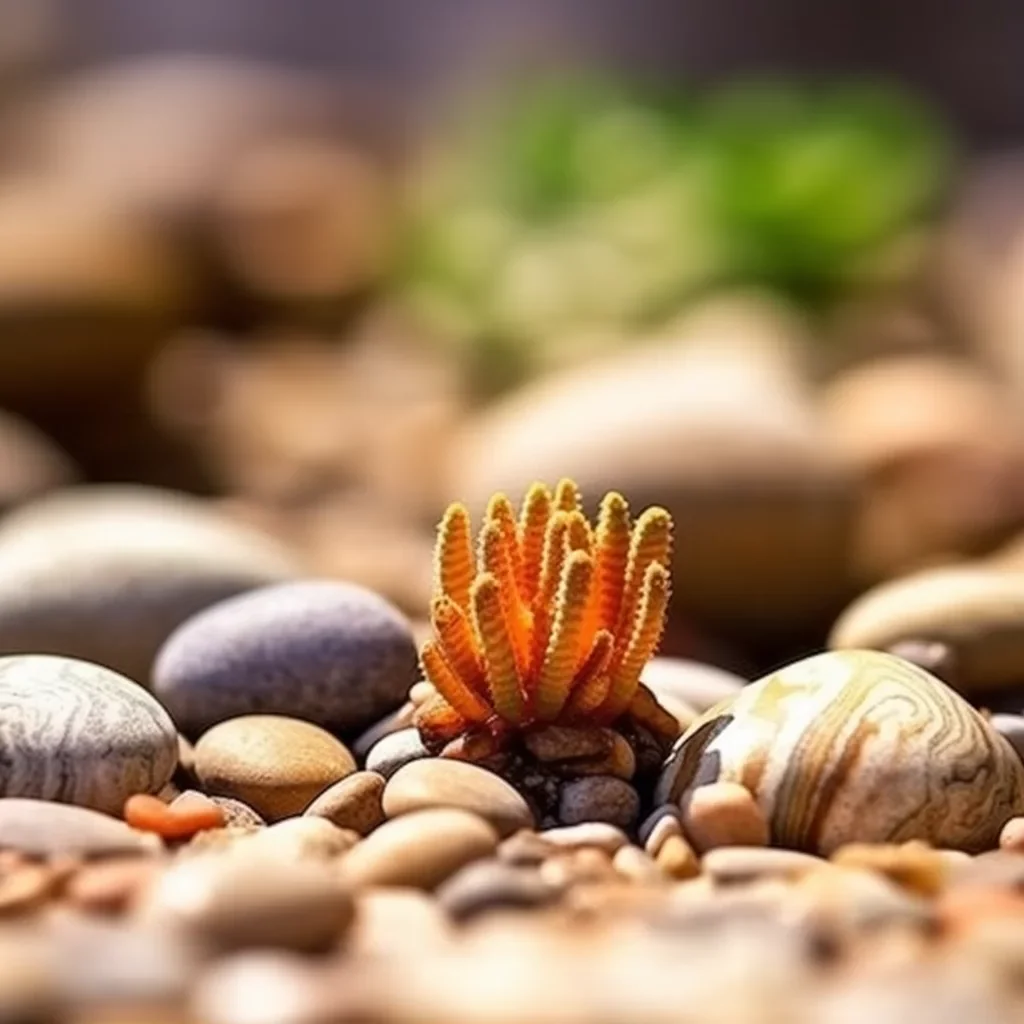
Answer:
[350,888,453,957]
[702,846,825,884]
[304,771,385,835]
[0,864,56,915]
[193,715,356,822]
[235,817,359,861]
[641,807,684,857]
[138,853,354,954]
[64,858,162,915]
[338,809,498,890]
[612,845,665,885]
[562,732,637,780]
[539,823,629,855]
[382,759,534,838]
[1000,817,1024,852]
[655,835,701,881]
[207,795,265,830]
[831,841,949,897]
[681,782,769,853]
[408,681,437,707]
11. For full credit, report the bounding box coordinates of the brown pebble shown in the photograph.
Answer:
[207,795,265,830]
[681,782,769,853]
[194,715,357,822]
[305,771,386,835]
[338,809,498,890]
[999,816,1024,852]
[830,841,949,897]
[539,848,617,888]
[64,858,162,915]
[701,846,825,884]
[523,725,612,762]
[655,834,701,881]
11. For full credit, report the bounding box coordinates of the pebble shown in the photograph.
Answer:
[497,830,558,866]
[612,845,665,885]
[193,715,356,822]
[557,776,640,830]
[701,847,827,885]
[989,713,1024,762]
[656,835,701,880]
[0,410,76,514]
[657,649,1024,854]
[0,486,298,683]
[998,816,1024,852]
[0,799,159,858]
[829,842,948,897]
[236,817,358,862]
[338,809,498,890]
[207,796,265,830]
[303,771,386,835]
[153,579,419,738]
[681,782,770,853]
[350,888,453,958]
[0,863,59,915]
[0,654,178,815]
[125,792,225,840]
[641,656,747,714]
[383,759,534,838]
[364,727,430,778]
[522,725,612,762]
[829,566,1024,695]
[435,859,561,920]
[138,852,354,954]
[539,823,630,855]
[639,805,684,853]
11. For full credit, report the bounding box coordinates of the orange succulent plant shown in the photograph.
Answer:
[415,479,679,763]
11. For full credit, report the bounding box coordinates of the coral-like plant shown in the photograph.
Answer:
[415,479,680,778]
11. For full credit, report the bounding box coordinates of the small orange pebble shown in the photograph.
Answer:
[124,792,225,839]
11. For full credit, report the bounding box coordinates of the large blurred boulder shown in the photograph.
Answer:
[0,181,190,411]
[819,352,1024,585]
[448,293,857,650]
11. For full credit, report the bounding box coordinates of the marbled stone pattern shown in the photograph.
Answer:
[153,580,420,738]
[0,655,178,815]
[656,650,1024,855]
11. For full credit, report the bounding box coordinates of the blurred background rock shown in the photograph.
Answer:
[2,0,1024,674]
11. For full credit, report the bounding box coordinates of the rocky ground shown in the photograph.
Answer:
[5,54,1024,1024]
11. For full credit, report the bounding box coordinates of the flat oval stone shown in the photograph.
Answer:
[829,566,1024,694]
[0,799,158,858]
[338,808,498,890]
[700,846,827,885]
[0,486,298,684]
[153,580,418,738]
[656,650,1024,854]
[193,715,356,822]
[383,760,534,838]
[641,657,747,714]
[0,654,177,813]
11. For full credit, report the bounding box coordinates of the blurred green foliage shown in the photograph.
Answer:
[398,76,952,395]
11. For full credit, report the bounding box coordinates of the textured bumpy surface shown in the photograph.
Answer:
[0,654,178,814]
[656,649,1024,854]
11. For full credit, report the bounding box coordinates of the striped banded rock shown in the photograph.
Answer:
[655,650,1024,854]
